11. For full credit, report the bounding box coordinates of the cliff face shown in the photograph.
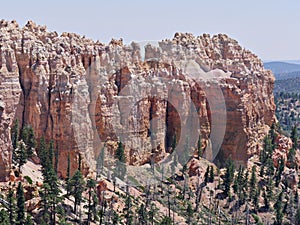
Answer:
[0,20,275,180]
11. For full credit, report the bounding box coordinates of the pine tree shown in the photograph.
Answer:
[40,167,62,225]
[274,191,284,225]
[54,147,59,173]
[171,133,177,150]
[138,204,147,224]
[209,166,214,183]
[11,119,19,152]
[97,145,105,176]
[38,138,63,225]
[15,141,27,173]
[85,178,97,224]
[275,157,284,187]
[266,157,275,177]
[223,158,235,197]
[115,142,126,179]
[0,209,10,225]
[296,207,300,225]
[197,134,202,159]
[204,166,209,185]
[260,136,270,164]
[7,187,16,224]
[20,126,29,147]
[68,170,85,214]
[263,190,270,210]
[253,187,260,211]
[182,135,191,165]
[270,123,277,150]
[38,137,48,169]
[160,216,172,225]
[20,125,36,158]
[48,168,62,224]
[16,182,25,225]
[266,178,274,204]
[26,126,36,158]
[112,210,120,224]
[40,182,51,224]
[287,147,296,169]
[48,140,54,168]
[124,194,133,225]
[66,153,71,195]
[291,125,298,149]
[186,202,193,224]
[249,166,257,199]
[25,215,34,225]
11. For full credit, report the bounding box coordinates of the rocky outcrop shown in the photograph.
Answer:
[0,20,275,180]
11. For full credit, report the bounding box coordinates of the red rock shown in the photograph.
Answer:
[0,21,275,179]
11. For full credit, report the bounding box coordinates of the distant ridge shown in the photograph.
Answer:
[274,77,300,93]
[264,61,300,80]
[264,61,300,74]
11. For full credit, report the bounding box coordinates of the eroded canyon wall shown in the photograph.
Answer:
[0,20,275,180]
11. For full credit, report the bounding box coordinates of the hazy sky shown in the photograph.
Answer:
[1,0,299,60]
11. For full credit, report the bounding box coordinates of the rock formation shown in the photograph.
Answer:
[0,20,275,180]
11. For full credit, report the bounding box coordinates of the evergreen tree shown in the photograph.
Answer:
[68,170,85,214]
[19,125,36,158]
[171,133,177,150]
[223,158,235,197]
[137,204,147,224]
[296,208,300,225]
[47,168,62,224]
[97,145,105,176]
[253,187,260,211]
[260,135,272,164]
[16,182,25,225]
[270,123,277,150]
[266,157,275,177]
[249,166,257,199]
[38,138,63,225]
[0,209,10,225]
[274,191,284,225]
[197,134,202,159]
[186,202,193,224]
[204,166,209,185]
[20,126,29,147]
[11,119,19,152]
[209,166,214,183]
[124,194,133,225]
[295,191,299,208]
[26,126,36,158]
[66,152,71,195]
[263,190,270,210]
[25,215,34,225]
[38,137,48,169]
[259,164,265,177]
[7,186,16,225]
[115,142,126,179]
[266,178,274,204]
[48,140,54,168]
[85,178,97,224]
[160,216,172,225]
[112,210,120,224]
[54,147,59,173]
[287,147,296,169]
[275,157,284,187]
[40,182,51,224]
[292,125,298,149]
[15,142,27,172]
[40,168,62,225]
[182,135,191,165]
